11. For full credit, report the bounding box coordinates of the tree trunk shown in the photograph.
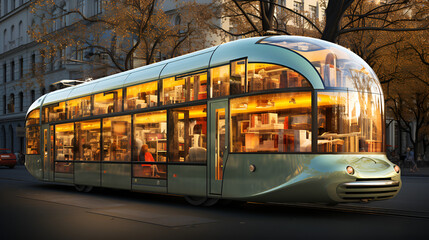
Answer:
[321,0,354,43]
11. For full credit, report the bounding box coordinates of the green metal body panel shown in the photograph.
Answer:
[132,178,167,193]
[167,165,206,196]
[101,163,131,190]
[25,155,43,181]
[54,173,73,183]
[74,162,101,187]
[222,154,401,203]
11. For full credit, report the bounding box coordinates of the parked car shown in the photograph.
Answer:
[0,148,17,169]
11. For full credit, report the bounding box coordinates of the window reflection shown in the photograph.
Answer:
[67,96,91,119]
[44,102,66,122]
[168,105,207,162]
[75,120,101,161]
[26,109,40,126]
[125,81,158,110]
[26,125,40,154]
[55,123,75,161]
[248,63,310,92]
[231,92,312,152]
[318,92,383,152]
[94,89,123,115]
[102,115,131,161]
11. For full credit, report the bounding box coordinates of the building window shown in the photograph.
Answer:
[125,81,158,111]
[31,90,35,102]
[4,0,8,15]
[8,93,15,113]
[19,92,23,112]
[3,29,6,51]
[294,1,304,25]
[168,104,207,163]
[3,63,6,82]
[19,57,23,78]
[11,61,14,80]
[102,115,131,161]
[18,21,23,45]
[3,95,6,114]
[133,110,167,178]
[230,92,312,153]
[75,119,101,161]
[309,5,318,22]
[94,0,102,15]
[41,88,46,95]
[31,53,36,76]
[11,0,15,10]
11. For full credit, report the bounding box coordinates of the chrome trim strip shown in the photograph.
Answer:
[342,180,400,187]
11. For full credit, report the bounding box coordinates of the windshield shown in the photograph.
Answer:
[260,36,383,94]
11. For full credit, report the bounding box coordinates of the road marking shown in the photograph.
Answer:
[88,207,217,227]
[17,192,125,209]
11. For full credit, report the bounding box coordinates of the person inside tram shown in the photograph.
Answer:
[139,144,161,177]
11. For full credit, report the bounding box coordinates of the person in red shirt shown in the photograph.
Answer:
[139,144,160,177]
[139,144,154,162]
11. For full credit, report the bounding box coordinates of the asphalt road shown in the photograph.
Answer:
[1,165,428,240]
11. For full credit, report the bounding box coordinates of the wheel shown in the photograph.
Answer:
[184,196,208,206]
[75,185,93,193]
[202,198,220,207]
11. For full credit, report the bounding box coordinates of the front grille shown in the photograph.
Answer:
[337,179,400,201]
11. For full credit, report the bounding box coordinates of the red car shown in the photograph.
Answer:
[0,149,17,169]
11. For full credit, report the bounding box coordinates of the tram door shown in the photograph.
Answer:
[209,100,228,195]
[42,124,53,181]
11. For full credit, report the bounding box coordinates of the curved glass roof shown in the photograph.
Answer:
[260,36,383,94]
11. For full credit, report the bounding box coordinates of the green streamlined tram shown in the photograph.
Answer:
[25,36,401,206]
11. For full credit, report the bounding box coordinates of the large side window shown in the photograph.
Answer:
[162,77,185,105]
[133,110,167,179]
[210,65,229,98]
[168,104,207,163]
[75,120,101,161]
[102,115,131,161]
[66,96,91,119]
[230,59,246,95]
[125,81,158,111]
[44,102,66,122]
[318,92,383,152]
[26,125,40,154]
[94,89,123,115]
[26,109,40,126]
[230,92,312,153]
[55,123,75,161]
[247,63,311,92]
